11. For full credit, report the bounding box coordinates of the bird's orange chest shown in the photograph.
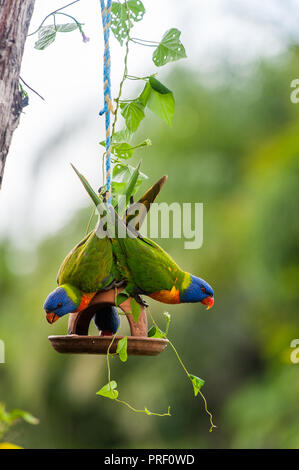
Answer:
[76,292,96,312]
[150,286,180,304]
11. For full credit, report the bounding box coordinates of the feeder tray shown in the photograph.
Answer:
[48,289,168,356]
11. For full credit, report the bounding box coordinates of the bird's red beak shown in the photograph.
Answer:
[201,296,214,310]
[46,312,60,324]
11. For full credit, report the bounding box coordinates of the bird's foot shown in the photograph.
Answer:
[99,330,113,336]
[134,295,148,308]
[114,280,126,288]
[102,279,126,291]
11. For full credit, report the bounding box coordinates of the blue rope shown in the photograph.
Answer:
[99,0,113,205]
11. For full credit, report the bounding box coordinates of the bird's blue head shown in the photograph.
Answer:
[180,275,214,308]
[44,284,82,324]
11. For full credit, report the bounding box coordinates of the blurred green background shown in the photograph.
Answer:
[1,11,299,448]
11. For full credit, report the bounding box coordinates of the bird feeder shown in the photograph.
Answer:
[49,288,168,356]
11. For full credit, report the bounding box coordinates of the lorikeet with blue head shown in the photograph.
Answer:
[112,233,214,307]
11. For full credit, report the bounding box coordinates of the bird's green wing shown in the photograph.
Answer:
[119,235,186,294]
[57,231,115,293]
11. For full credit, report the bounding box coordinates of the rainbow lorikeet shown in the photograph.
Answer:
[111,233,214,307]
[43,175,168,324]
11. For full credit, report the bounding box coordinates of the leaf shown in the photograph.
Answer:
[111,3,129,45]
[38,25,55,38]
[124,161,141,206]
[139,82,152,106]
[34,26,56,50]
[112,127,132,143]
[111,182,127,203]
[139,78,175,126]
[163,312,171,334]
[128,0,145,22]
[147,325,166,339]
[34,23,79,50]
[149,76,172,94]
[96,381,118,399]
[113,164,131,180]
[147,88,175,126]
[130,298,141,323]
[112,164,147,206]
[111,0,145,45]
[189,374,205,397]
[101,138,150,160]
[116,291,130,306]
[113,139,150,159]
[99,128,132,148]
[55,23,79,32]
[152,28,187,67]
[8,409,39,425]
[116,337,128,362]
[120,100,145,133]
[113,143,134,160]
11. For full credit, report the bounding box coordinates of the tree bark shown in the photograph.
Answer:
[0,0,35,189]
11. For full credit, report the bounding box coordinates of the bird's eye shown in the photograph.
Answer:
[201,287,206,293]
[57,302,62,308]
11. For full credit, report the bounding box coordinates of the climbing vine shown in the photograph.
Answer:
[106,0,187,199]
[97,307,216,431]
[29,0,186,196]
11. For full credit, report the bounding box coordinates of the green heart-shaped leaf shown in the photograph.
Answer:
[111,0,145,45]
[96,381,118,399]
[147,325,166,339]
[153,28,187,67]
[116,336,128,362]
[189,374,205,397]
[116,291,130,306]
[139,79,175,126]
[120,100,145,132]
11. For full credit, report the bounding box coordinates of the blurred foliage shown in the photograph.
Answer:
[0,402,38,448]
[1,47,299,448]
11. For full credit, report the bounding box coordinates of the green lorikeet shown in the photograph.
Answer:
[110,219,214,306]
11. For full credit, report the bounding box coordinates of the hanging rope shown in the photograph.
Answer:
[99,0,114,205]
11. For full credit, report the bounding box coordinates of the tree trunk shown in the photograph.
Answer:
[0,0,35,189]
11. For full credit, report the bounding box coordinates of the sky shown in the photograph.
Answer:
[0,0,296,247]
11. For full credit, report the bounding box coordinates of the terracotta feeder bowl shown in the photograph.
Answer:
[48,288,168,356]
